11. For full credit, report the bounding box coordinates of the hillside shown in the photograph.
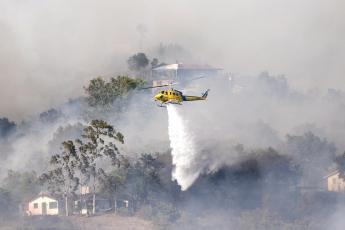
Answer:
[68,214,153,230]
[0,214,153,230]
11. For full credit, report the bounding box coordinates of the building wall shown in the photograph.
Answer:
[27,196,59,216]
[327,172,345,192]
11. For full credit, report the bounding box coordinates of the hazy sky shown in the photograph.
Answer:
[1,0,344,120]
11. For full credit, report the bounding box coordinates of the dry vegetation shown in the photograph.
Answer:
[68,214,153,230]
[0,215,153,230]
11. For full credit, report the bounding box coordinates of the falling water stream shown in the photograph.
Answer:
[167,104,199,190]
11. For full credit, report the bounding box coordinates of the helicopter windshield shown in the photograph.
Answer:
[175,90,182,95]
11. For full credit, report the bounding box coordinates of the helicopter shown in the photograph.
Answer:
[140,77,210,107]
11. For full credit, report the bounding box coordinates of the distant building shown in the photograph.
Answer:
[152,63,222,83]
[324,170,345,192]
[80,185,90,195]
[25,193,60,216]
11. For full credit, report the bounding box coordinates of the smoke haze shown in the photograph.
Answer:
[1,0,345,120]
[1,1,345,229]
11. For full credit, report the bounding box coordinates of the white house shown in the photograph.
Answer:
[26,194,59,216]
[324,170,345,192]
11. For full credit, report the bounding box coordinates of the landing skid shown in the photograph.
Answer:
[155,101,182,107]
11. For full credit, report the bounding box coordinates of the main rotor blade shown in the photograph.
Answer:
[139,75,205,90]
[185,75,206,82]
[139,84,171,89]
[139,82,178,90]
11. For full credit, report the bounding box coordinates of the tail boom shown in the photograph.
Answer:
[182,89,210,101]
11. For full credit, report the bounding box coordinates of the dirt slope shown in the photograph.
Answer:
[68,214,153,230]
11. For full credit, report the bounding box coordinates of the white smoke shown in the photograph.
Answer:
[167,104,199,190]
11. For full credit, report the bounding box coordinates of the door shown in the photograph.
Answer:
[42,202,47,215]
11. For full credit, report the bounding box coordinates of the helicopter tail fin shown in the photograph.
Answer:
[202,89,210,99]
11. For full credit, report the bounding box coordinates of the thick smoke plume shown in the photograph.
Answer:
[1,0,345,120]
[1,1,345,229]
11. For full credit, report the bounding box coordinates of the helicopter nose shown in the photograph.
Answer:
[154,94,161,100]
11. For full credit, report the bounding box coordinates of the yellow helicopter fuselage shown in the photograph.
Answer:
[154,88,209,105]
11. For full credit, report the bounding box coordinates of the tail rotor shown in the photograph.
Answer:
[202,89,210,99]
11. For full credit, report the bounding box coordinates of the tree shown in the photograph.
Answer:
[150,58,159,68]
[282,132,336,187]
[98,166,127,199]
[127,53,149,71]
[155,43,191,61]
[254,147,300,185]
[39,108,62,123]
[84,76,144,107]
[41,119,124,215]
[48,123,84,155]
[97,157,129,210]
[124,154,164,210]
[0,117,16,138]
[335,152,345,179]
[40,141,80,216]
[77,119,124,214]
[2,170,40,205]
[0,188,14,220]
[109,75,144,97]
[84,77,112,106]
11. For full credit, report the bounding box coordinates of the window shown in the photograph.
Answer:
[169,92,172,95]
[49,202,58,209]
[33,203,38,209]
[161,91,164,94]
[165,91,168,95]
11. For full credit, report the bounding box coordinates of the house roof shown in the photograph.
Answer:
[26,192,58,203]
[153,64,178,71]
[178,63,222,70]
[153,63,221,71]
[324,169,340,179]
